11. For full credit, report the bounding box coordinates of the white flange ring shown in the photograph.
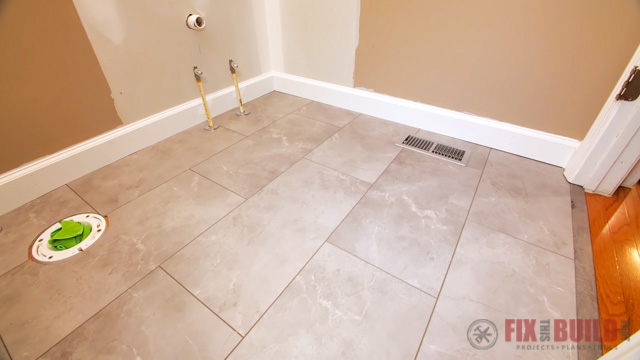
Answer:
[29,213,108,264]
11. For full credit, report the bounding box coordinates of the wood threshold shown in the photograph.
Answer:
[586,183,640,354]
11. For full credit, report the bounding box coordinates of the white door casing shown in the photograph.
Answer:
[564,44,640,196]
[621,159,640,188]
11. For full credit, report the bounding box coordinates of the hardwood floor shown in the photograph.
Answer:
[586,183,640,353]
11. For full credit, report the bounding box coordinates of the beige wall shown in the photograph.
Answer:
[354,1,640,140]
[0,0,122,174]
[72,0,271,124]
[277,0,360,87]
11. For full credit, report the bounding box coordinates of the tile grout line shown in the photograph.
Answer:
[218,96,312,137]
[0,184,108,279]
[157,174,248,268]
[99,168,194,215]
[34,170,249,359]
[91,97,389,220]
[304,124,467,298]
[71,121,247,216]
[211,151,320,224]
[0,108,353,280]
[470,220,576,261]
[457,149,576,260]
[187,99,359,267]
[195,105,349,201]
[298,111,390,185]
[2,255,31,280]
[195,156,299,208]
[154,150,375,351]
[184,126,247,174]
[222,173,376,360]
[6,96,375,357]
[224,140,413,359]
[191,109,345,200]
[303,157,367,180]
[34,266,169,359]
[292,110,359,128]
[17,98,410,358]
[222,243,324,360]
[0,186,64,217]
[190,168,249,201]
[412,148,491,360]
[195,93,321,173]
[332,240,438,295]
[65,184,100,214]
[464,150,576,260]
[476,220,575,261]
[159,267,245,338]
[329,242,437,299]
[3,160,241,280]
[3,102,353,221]
[303,123,420,183]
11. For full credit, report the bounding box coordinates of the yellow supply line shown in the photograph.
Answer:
[197,79,214,129]
[229,59,249,116]
[193,66,218,130]
[232,72,244,114]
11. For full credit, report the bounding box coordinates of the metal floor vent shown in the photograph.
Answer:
[396,135,471,166]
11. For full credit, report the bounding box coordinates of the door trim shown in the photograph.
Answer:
[564,44,640,194]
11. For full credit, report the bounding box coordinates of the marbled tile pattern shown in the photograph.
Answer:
[417,221,577,360]
[193,114,339,198]
[329,145,489,296]
[0,172,243,360]
[0,186,92,276]
[294,101,360,127]
[0,93,581,360]
[306,114,417,183]
[69,125,244,213]
[164,160,370,334]
[468,150,574,258]
[215,91,311,135]
[41,269,241,360]
[228,244,435,360]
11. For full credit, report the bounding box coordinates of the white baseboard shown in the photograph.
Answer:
[0,72,273,216]
[272,72,580,168]
[1,70,582,216]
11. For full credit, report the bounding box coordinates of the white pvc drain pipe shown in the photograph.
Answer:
[30,213,108,263]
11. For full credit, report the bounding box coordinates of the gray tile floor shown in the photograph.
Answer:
[0,92,582,359]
